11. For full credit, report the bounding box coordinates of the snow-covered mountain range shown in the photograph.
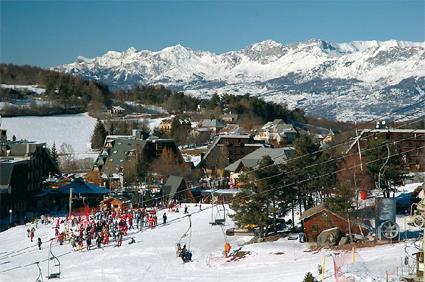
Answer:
[55,39,425,121]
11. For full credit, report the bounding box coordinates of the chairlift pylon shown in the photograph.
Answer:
[47,240,61,279]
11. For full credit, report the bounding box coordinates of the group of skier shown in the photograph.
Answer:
[24,203,199,264]
[27,206,173,254]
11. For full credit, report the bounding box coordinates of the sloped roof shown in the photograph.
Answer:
[102,195,132,204]
[163,175,185,200]
[225,147,293,172]
[102,137,147,175]
[58,179,110,195]
[202,134,253,161]
[300,203,347,221]
[200,119,226,128]
[219,124,241,135]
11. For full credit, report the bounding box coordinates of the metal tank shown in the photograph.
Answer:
[374,197,396,229]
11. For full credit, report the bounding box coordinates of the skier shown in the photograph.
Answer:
[179,244,192,262]
[37,238,42,250]
[30,227,35,242]
[184,205,188,214]
[96,234,102,248]
[153,214,158,227]
[86,235,92,251]
[117,230,123,247]
[163,212,167,225]
[58,232,64,245]
[224,242,231,257]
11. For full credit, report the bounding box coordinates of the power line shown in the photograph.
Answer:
[242,106,425,176]
[3,144,423,274]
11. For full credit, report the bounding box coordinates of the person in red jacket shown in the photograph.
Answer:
[103,230,109,245]
[58,232,64,245]
[148,216,154,229]
[30,227,35,242]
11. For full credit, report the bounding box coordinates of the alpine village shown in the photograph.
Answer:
[1,2,425,281]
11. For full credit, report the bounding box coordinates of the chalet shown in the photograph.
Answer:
[300,204,367,242]
[160,118,191,134]
[190,127,212,142]
[159,119,173,134]
[0,129,59,225]
[346,128,425,172]
[93,130,185,188]
[254,119,298,146]
[225,147,294,187]
[218,124,242,135]
[101,195,133,211]
[107,106,125,115]
[200,119,226,134]
[200,135,265,177]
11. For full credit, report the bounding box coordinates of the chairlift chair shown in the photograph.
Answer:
[34,261,43,282]
[209,195,226,225]
[47,240,61,279]
[177,215,193,263]
[210,205,226,225]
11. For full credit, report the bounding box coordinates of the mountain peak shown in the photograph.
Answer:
[161,44,190,52]
[247,40,283,51]
[125,46,138,54]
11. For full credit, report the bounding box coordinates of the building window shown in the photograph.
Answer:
[312,224,318,232]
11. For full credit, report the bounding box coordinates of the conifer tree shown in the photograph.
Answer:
[364,136,407,198]
[50,142,59,167]
[285,134,320,211]
[91,119,107,149]
[231,156,287,237]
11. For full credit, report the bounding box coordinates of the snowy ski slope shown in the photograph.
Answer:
[0,204,414,282]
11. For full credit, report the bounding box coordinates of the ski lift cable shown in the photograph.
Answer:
[5,143,423,270]
[3,143,425,274]
[146,116,425,206]
[3,142,423,272]
[242,103,425,176]
[137,109,424,208]
[254,124,425,184]
[135,116,425,212]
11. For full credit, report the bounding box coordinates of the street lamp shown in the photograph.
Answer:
[9,209,12,226]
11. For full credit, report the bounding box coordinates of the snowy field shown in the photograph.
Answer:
[1,113,97,157]
[0,204,415,282]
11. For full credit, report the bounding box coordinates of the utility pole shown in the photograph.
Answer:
[68,188,73,217]
[9,209,12,226]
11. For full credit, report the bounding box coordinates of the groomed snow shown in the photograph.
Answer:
[0,204,415,282]
[1,113,97,158]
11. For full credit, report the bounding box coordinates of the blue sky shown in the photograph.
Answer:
[1,0,424,67]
